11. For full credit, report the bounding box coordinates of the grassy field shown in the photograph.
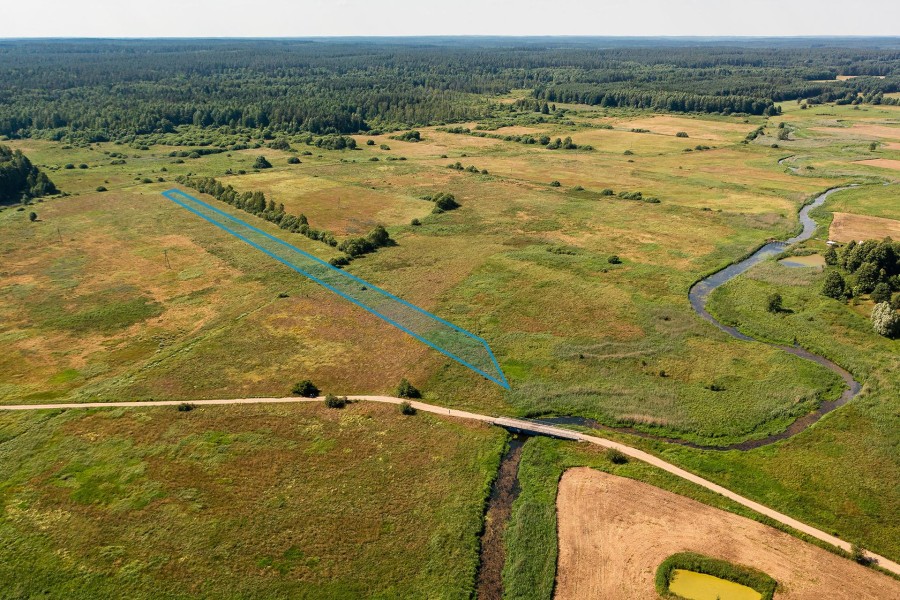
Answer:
[0,108,854,445]
[0,402,506,599]
[3,98,900,570]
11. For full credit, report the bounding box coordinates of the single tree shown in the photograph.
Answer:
[821,270,846,299]
[766,292,783,313]
[871,282,892,304]
[871,302,899,337]
[399,401,416,415]
[823,245,838,266]
[28,211,37,222]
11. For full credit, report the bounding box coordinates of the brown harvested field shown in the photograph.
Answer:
[855,158,900,171]
[829,212,900,242]
[810,124,900,141]
[554,468,900,600]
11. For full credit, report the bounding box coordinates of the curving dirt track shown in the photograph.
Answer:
[3,395,899,577]
[555,468,900,600]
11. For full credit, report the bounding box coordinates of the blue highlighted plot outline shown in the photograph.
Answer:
[162,189,510,389]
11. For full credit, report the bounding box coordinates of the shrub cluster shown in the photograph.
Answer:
[447,161,488,175]
[423,191,460,214]
[439,127,592,150]
[617,190,660,204]
[337,224,395,257]
[389,130,422,142]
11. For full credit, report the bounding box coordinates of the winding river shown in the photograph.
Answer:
[539,185,862,451]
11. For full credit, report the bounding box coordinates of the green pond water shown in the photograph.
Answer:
[668,569,763,600]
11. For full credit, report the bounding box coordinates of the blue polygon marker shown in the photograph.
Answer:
[162,189,510,389]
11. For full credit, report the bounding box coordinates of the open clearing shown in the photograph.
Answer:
[829,212,900,242]
[554,468,900,600]
[0,401,505,599]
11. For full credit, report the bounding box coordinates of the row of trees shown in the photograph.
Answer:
[0,145,57,204]
[174,175,393,264]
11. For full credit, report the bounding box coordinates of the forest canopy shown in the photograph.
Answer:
[0,39,898,141]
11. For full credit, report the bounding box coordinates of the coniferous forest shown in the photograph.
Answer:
[1,38,899,142]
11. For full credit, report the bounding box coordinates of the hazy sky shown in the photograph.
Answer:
[2,0,899,38]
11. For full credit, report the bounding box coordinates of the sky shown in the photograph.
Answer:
[2,0,899,38]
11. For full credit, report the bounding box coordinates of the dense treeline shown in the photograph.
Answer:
[175,174,393,265]
[1,40,899,140]
[0,145,57,204]
[822,238,900,300]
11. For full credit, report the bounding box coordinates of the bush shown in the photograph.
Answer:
[599,188,614,196]
[607,255,622,264]
[253,155,272,169]
[675,131,689,138]
[607,448,628,464]
[324,394,347,409]
[399,401,416,415]
[395,378,421,399]
[410,218,421,226]
[96,186,107,192]
[329,256,350,267]
[851,544,874,566]
[291,379,320,397]
[366,139,375,145]
[64,163,75,169]
[287,156,301,164]
[78,163,89,169]
[28,211,37,222]
[549,180,561,187]
[177,402,195,412]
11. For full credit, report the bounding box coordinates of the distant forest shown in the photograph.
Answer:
[0,39,898,140]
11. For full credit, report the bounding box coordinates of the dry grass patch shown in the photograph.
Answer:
[829,212,900,242]
[810,124,900,141]
[555,468,900,600]
[854,158,900,171]
[616,115,755,142]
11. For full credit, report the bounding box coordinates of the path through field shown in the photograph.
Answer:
[3,395,898,577]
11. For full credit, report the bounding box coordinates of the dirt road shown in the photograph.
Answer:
[2,395,898,577]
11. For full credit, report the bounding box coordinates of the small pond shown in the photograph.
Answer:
[778,254,825,269]
[668,569,763,600]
